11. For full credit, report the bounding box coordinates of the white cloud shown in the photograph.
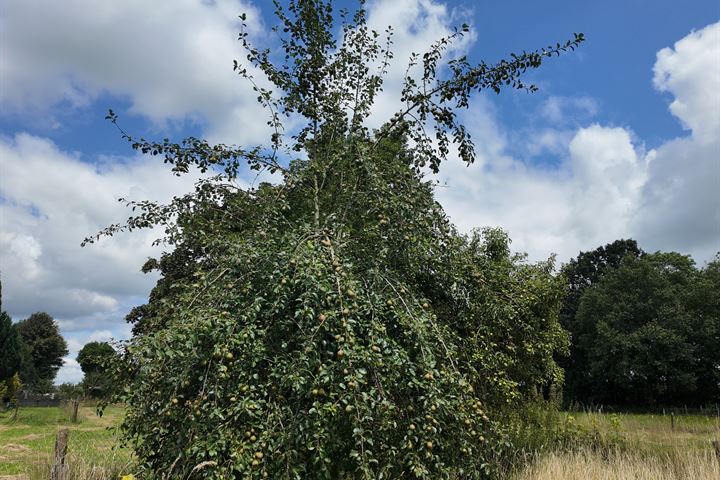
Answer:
[88,330,114,343]
[437,21,720,265]
[653,21,720,143]
[57,358,84,385]
[437,116,650,263]
[633,126,719,261]
[636,21,720,259]
[0,0,271,144]
[0,232,43,280]
[541,96,599,124]
[66,338,84,355]
[0,133,204,326]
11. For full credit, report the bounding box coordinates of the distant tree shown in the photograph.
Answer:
[560,239,643,321]
[559,239,643,402]
[573,252,710,406]
[15,312,68,391]
[77,341,116,398]
[684,255,720,404]
[0,279,24,407]
[77,341,116,375]
[56,382,84,400]
[0,311,22,382]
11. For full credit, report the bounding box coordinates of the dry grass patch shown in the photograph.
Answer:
[516,447,720,480]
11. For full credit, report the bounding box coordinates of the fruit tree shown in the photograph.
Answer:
[87,1,583,477]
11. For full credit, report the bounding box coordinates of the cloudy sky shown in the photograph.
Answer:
[1,0,718,384]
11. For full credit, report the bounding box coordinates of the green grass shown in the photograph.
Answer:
[0,404,133,479]
[569,410,720,455]
[2,405,717,479]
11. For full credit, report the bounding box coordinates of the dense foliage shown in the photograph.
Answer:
[0,311,22,382]
[56,382,85,400]
[77,341,117,398]
[558,239,643,401]
[89,1,583,477]
[561,246,720,407]
[0,280,24,405]
[15,312,68,392]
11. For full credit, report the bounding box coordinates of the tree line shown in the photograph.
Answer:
[560,240,719,408]
[5,239,713,409]
[0,281,115,402]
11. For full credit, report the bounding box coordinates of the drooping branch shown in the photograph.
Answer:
[81,176,244,246]
[105,110,287,178]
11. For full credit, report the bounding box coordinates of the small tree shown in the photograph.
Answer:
[88,1,583,477]
[77,341,117,398]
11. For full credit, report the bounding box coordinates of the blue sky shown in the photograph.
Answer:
[1,0,718,383]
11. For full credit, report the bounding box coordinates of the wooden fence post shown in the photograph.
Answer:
[50,428,69,480]
[70,400,79,423]
[670,411,675,431]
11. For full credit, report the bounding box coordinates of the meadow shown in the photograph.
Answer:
[0,404,132,479]
[1,405,718,479]
[515,410,720,479]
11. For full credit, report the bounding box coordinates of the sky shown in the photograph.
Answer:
[1,0,718,384]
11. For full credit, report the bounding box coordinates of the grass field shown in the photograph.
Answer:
[0,404,132,479]
[514,448,720,480]
[572,410,720,454]
[515,410,720,479]
[1,405,718,479]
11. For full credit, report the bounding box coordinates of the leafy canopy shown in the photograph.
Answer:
[77,341,117,398]
[77,341,117,375]
[90,1,583,478]
[0,282,32,401]
[558,239,643,401]
[565,249,720,407]
[15,312,68,392]
[0,299,23,382]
